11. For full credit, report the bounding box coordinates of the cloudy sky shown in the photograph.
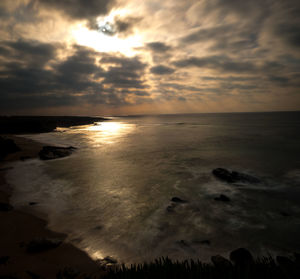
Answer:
[0,0,299,115]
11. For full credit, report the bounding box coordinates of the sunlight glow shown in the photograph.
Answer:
[85,122,135,144]
[71,10,142,56]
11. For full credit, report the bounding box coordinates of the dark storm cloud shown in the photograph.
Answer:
[274,24,300,48]
[146,42,172,53]
[173,56,257,73]
[0,40,149,110]
[101,55,148,89]
[37,0,115,19]
[150,65,175,75]
[181,25,258,52]
[114,16,142,36]
[0,40,57,68]
[268,75,290,86]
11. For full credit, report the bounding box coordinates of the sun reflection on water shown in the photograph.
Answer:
[85,121,134,144]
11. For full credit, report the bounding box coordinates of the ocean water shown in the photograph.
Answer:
[6,112,300,263]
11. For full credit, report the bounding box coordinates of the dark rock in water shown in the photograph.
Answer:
[97,256,118,267]
[211,255,232,268]
[93,225,103,230]
[231,171,260,184]
[0,202,13,211]
[26,238,62,253]
[212,168,260,184]
[178,240,189,247]
[171,197,187,203]
[0,137,20,159]
[214,194,230,202]
[0,256,9,265]
[39,146,76,160]
[29,202,38,206]
[166,204,176,213]
[230,248,254,266]
[199,240,211,246]
[280,211,291,217]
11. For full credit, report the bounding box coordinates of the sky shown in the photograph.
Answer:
[0,0,299,115]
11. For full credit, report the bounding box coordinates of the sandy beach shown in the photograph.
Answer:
[0,135,103,278]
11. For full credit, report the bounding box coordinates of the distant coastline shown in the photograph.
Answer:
[0,115,108,134]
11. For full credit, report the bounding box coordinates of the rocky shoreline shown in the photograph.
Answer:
[0,135,103,278]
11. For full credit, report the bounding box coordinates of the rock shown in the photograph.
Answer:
[0,137,20,159]
[166,204,176,212]
[211,255,232,268]
[178,240,189,247]
[93,225,103,230]
[214,194,230,202]
[230,248,254,266]
[231,171,260,184]
[280,211,291,217]
[29,202,38,206]
[26,238,62,253]
[199,240,211,246]
[171,197,187,203]
[97,256,118,267]
[212,168,260,184]
[39,146,76,160]
[0,202,13,211]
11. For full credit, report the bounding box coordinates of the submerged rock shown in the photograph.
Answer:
[29,202,38,206]
[39,146,76,160]
[230,248,254,266]
[171,197,187,203]
[280,211,291,217]
[212,168,260,184]
[214,194,230,202]
[199,240,211,246]
[0,202,13,211]
[166,204,176,213]
[26,238,62,253]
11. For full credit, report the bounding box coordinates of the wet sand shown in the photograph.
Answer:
[0,135,103,278]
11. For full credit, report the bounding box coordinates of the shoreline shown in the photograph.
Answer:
[0,135,104,278]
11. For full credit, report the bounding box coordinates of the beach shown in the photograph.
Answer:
[0,136,102,278]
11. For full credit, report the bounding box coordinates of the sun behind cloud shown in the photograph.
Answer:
[71,9,142,56]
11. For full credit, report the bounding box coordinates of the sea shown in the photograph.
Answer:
[6,112,300,264]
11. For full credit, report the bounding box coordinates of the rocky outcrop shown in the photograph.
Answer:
[171,197,187,203]
[0,116,107,134]
[214,194,230,202]
[212,168,260,184]
[39,146,76,160]
[0,137,20,159]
